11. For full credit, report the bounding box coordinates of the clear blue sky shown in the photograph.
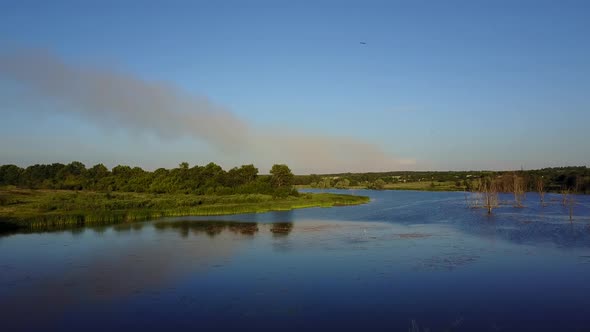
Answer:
[1,0,589,172]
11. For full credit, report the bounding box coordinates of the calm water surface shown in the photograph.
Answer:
[2,190,590,331]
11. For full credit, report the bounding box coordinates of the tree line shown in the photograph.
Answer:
[294,167,590,194]
[0,162,297,197]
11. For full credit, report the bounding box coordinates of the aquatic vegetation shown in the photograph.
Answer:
[418,254,479,271]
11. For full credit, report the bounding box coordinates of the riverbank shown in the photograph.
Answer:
[0,189,369,232]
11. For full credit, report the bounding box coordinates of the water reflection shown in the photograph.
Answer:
[112,222,146,232]
[154,220,260,237]
[2,190,589,250]
[0,221,251,331]
[2,191,590,331]
[151,220,296,238]
[270,222,294,236]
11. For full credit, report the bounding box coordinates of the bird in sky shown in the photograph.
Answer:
[359,41,367,45]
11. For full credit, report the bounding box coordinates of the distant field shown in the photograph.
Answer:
[297,181,464,192]
[383,181,463,191]
[0,189,369,232]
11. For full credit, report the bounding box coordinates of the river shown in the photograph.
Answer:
[1,190,590,331]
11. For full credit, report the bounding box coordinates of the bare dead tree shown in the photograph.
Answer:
[561,187,570,207]
[561,176,580,207]
[467,178,483,208]
[567,194,576,222]
[513,174,525,208]
[482,178,499,215]
[566,176,582,222]
[498,173,513,193]
[536,177,546,206]
[464,190,471,207]
[466,177,499,215]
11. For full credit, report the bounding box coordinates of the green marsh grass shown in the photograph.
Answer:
[0,189,369,233]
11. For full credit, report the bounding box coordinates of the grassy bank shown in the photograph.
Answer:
[0,189,369,232]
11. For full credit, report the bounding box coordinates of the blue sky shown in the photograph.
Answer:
[1,0,589,173]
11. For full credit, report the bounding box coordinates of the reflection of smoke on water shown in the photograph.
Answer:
[409,317,464,332]
[296,224,343,233]
[416,253,480,271]
[395,233,432,239]
[346,232,434,243]
[0,224,248,331]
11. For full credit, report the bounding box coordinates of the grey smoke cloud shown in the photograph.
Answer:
[250,132,416,173]
[0,49,415,173]
[0,49,248,149]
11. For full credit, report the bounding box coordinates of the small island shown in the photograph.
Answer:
[0,162,369,232]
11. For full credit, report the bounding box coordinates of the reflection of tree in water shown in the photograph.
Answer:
[156,220,294,238]
[153,220,259,237]
[112,222,145,233]
[270,222,293,236]
[0,220,147,237]
[91,225,108,234]
[69,227,86,236]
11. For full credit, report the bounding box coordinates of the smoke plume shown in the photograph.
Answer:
[0,48,414,173]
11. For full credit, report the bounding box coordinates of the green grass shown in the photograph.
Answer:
[0,189,369,232]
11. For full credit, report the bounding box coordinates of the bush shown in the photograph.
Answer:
[272,187,292,198]
[368,179,386,190]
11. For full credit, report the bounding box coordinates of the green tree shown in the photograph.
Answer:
[0,165,23,185]
[21,164,49,188]
[335,178,350,188]
[238,164,258,183]
[318,177,332,189]
[270,164,294,189]
[86,164,109,190]
[55,162,87,190]
[227,164,258,188]
[88,164,109,178]
[370,179,386,190]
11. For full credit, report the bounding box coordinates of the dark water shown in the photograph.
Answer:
[2,190,590,331]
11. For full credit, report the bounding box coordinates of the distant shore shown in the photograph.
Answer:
[296,181,465,192]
